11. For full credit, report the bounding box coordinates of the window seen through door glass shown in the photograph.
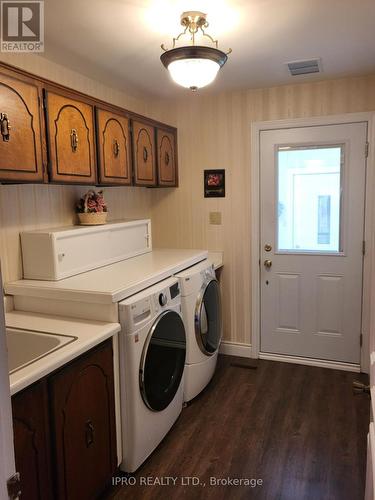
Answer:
[277,146,343,252]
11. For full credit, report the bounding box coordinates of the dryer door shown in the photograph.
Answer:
[195,279,222,356]
[140,310,186,411]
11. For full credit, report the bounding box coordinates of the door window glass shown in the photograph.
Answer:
[196,280,221,355]
[277,145,343,253]
[141,311,186,411]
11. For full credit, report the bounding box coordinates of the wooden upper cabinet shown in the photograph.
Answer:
[0,69,45,182]
[132,120,157,186]
[96,108,132,185]
[156,128,178,187]
[45,90,97,184]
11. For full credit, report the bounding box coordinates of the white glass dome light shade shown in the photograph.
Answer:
[160,46,228,91]
[168,58,220,90]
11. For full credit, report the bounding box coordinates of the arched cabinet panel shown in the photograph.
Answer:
[132,120,157,186]
[157,128,178,187]
[96,108,132,185]
[0,69,45,182]
[12,380,53,500]
[49,340,117,500]
[45,90,97,184]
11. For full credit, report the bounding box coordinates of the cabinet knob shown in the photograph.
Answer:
[70,129,78,152]
[165,151,170,166]
[0,112,11,142]
[113,139,120,158]
[85,419,95,447]
[143,146,148,162]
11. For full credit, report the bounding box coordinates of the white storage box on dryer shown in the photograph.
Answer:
[21,219,152,280]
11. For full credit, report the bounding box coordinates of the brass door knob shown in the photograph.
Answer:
[264,259,272,269]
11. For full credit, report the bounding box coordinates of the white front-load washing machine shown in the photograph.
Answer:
[118,277,186,472]
[175,260,222,402]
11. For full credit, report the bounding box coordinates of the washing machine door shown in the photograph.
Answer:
[195,279,222,356]
[140,310,186,412]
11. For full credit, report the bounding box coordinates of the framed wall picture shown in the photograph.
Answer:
[204,169,225,198]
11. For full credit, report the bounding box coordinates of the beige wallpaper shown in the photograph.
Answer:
[150,74,375,345]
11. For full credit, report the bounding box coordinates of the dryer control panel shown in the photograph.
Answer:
[119,277,181,333]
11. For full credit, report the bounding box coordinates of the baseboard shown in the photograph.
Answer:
[219,341,252,358]
[259,352,361,372]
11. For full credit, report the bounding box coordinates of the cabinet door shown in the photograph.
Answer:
[96,108,132,185]
[156,128,178,187]
[12,380,53,500]
[49,340,116,500]
[0,70,45,182]
[132,120,157,186]
[45,91,97,184]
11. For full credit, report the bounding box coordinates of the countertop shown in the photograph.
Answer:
[6,310,120,395]
[5,248,208,305]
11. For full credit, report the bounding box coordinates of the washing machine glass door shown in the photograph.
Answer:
[195,279,222,356]
[140,310,186,412]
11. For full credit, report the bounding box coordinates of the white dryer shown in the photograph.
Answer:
[175,260,222,402]
[118,277,186,472]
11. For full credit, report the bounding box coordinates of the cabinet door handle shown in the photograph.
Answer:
[113,139,120,158]
[70,128,78,152]
[85,419,95,447]
[0,113,11,142]
[143,146,148,162]
[165,151,170,166]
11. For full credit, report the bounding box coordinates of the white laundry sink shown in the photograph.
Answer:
[6,328,77,374]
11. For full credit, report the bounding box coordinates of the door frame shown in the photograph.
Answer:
[251,112,375,372]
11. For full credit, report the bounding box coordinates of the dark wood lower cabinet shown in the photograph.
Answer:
[12,339,117,500]
[49,340,117,500]
[12,380,53,500]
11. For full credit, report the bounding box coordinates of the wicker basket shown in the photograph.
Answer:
[78,212,108,225]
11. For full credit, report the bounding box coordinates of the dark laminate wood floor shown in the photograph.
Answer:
[106,356,369,500]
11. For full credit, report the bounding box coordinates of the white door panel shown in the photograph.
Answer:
[260,122,367,363]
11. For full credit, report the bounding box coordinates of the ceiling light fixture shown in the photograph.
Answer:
[160,11,232,91]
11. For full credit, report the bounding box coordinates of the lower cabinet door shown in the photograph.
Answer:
[49,340,117,500]
[12,380,53,500]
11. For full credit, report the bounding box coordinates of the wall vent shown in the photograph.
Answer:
[286,59,322,76]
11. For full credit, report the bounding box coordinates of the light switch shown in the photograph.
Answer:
[209,212,222,225]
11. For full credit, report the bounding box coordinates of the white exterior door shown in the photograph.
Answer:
[260,122,367,363]
[0,267,16,499]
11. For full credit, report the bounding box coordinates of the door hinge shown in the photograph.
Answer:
[365,141,369,158]
[360,333,363,347]
[7,472,21,499]
[362,240,366,256]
